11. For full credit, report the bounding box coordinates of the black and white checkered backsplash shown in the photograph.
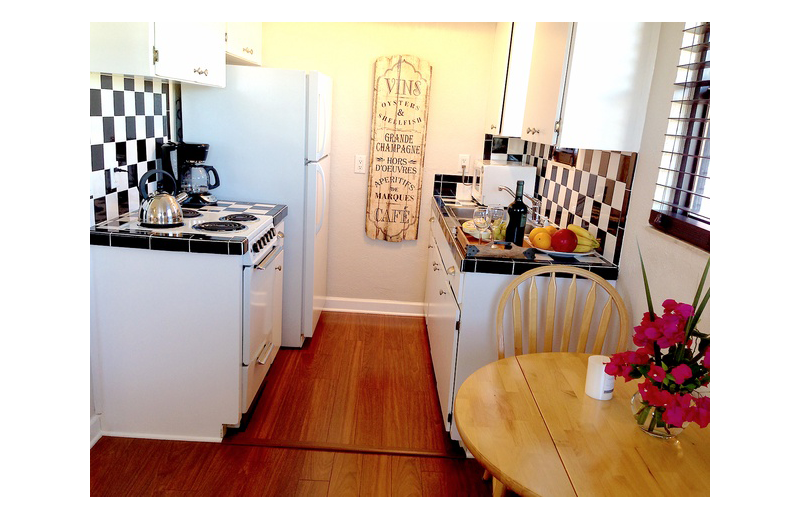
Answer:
[89,73,172,226]
[484,136,637,265]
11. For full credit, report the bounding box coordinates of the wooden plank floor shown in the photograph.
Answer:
[90,312,490,496]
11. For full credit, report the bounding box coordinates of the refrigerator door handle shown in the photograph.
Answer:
[318,92,327,158]
[316,165,326,235]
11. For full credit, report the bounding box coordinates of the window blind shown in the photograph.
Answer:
[650,22,710,251]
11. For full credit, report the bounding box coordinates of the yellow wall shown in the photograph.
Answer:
[261,22,497,308]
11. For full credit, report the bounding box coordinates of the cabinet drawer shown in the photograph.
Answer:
[431,214,462,300]
[242,341,278,413]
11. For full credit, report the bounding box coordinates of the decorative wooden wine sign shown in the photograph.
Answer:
[365,55,432,242]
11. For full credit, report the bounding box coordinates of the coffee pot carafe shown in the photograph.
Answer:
[184,164,220,195]
[161,142,222,208]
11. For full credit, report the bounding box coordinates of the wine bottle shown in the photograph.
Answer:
[504,180,528,246]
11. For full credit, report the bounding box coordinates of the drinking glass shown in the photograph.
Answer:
[472,207,490,246]
[488,205,507,247]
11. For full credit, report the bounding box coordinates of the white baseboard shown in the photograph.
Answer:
[96,431,224,443]
[90,414,102,448]
[325,297,424,317]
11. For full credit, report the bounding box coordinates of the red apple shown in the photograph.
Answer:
[551,229,578,252]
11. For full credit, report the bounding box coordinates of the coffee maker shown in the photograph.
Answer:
[161,141,220,207]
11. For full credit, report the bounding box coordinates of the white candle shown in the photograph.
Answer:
[585,355,615,401]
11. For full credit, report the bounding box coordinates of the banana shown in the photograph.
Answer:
[573,244,594,253]
[568,224,594,240]
[568,224,600,249]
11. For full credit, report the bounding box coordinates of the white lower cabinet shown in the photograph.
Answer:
[424,229,460,430]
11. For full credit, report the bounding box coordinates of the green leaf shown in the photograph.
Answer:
[692,258,710,311]
[685,258,710,341]
[686,288,710,340]
[684,255,711,343]
[637,242,656,320]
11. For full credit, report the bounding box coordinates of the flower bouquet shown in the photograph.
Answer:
[605,248,710,438]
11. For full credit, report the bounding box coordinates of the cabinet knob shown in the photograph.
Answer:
[194,67,209,76]
[439,290,447,296]
[429,217,435,223]
[275,265,282,271]
[490,124,497,130]
[447,266,456,275]
[277,231,284,239]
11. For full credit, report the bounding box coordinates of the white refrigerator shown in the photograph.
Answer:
[181,66,332,348]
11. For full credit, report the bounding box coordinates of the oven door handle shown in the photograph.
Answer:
[257,342,273,365]
[255,245,281,270]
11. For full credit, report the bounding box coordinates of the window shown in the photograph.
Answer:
[649,22,710,251]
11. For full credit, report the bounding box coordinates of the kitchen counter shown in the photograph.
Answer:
[432,195,618,280]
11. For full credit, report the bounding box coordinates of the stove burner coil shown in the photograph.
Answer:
[181,209,202,218]
[220,213,258,222]
[193,222,247,232]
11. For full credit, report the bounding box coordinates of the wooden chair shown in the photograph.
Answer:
[482,265,630,496]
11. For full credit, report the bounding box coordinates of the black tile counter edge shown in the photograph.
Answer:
[432,196,619,281]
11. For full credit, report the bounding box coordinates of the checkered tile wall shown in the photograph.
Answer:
[89,73,171,226]
[485,136,637,265]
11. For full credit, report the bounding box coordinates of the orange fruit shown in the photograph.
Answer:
[544,225,558,236]
[532,231,552,250]
[528,227,547,242]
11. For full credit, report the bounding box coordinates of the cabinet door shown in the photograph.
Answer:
[424,233,439,321]
[484,22,512,135]
[271,249,284,350]
[427,241,460,431]
[521,22,573,145]
[226,22,263,66]
[558,22,659,152]
[154,22,226,87]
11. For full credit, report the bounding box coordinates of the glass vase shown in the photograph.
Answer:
[630,391,684,439]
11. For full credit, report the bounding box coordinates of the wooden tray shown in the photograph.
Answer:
[456,227,534,259]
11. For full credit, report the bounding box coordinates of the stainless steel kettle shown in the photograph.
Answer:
[138,169,188,228]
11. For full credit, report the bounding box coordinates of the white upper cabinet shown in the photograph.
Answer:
[521,22,573,146]
[522,22,660,152]
[90,22,226,88]
[559,23,659,151]
[483,23,512,135]
[225,22,263,66]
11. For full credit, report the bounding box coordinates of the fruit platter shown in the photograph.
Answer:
[527,224,600,256]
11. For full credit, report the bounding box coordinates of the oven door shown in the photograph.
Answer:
[241,246,283,413]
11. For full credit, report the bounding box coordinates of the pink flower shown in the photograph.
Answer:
[702,347,710,369]
[604,355,637,382]
[690,396,710,428]
[638,381,672,407]
[632,302,694,350]
[648,364,666,383]
[663,393,693,427]
[671,364,693,385]
[625,348,650,365]
[663,299,694,319]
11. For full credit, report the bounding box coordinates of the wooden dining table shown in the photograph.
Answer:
[453,353,710,497]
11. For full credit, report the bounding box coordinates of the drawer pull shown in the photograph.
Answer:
[257,342,272,364]
[243,47,254,54]
[439,290,447,296]
[194,67,209,76]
